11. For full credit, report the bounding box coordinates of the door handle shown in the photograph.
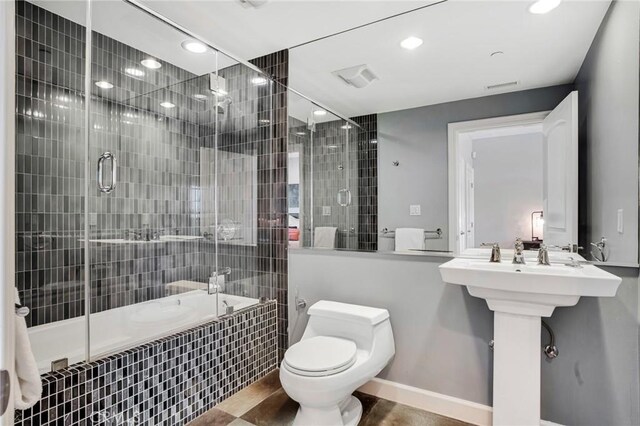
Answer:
[337,189,352,207]
[97,152,117,193]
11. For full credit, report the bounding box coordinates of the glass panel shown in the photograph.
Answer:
[288,91,361,250]
[15,0,88,372]
[211,50,274,305]
[88,1,218,360]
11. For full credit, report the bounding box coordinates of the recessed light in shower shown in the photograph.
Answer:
[313,110,327,116]
[181,40,208,54]
[400,36,423,50]
[160,101,176,109]
[141,58,162,69]
[95,81,113,89]
[251,77,268,86]
[529,0,561,14]
[194,94,208,101]
[125,68,145,78]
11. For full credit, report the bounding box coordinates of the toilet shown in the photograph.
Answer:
[280,300,395,426]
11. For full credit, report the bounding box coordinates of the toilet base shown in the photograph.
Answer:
[293,395,363,426]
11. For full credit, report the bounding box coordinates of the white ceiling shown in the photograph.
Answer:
[33,0,610,121]
[289,0,611,118]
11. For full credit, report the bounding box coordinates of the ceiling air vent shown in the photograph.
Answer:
[236,0,268,8]
[332,65,378,89]
[486,81,519,91]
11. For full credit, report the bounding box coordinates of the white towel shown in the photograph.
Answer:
[13,288,41,409]
[314,227,338,248]
[395,228,425,252]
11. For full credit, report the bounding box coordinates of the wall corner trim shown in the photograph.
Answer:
[357,378,493,426]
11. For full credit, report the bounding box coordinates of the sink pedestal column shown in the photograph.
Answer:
[492,309,542,426]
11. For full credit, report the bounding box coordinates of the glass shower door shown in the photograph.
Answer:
[87,0,219,360]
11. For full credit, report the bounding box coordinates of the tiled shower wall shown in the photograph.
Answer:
[15,302,278,426]
[289,115,378,251]
[15,0,289,351]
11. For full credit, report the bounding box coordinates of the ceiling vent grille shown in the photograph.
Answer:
[486,81,519,90]
[332,65,378,89]
[236,0,268,8]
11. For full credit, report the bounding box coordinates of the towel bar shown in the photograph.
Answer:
[379,228,443,240]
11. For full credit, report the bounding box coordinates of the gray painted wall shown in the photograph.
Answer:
[575,0,639,266]
[473,133,544,248]
[377,84,573,252]
[289,250,640,425]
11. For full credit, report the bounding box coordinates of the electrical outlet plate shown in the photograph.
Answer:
[322,206,331,216]
[410,205,421,216]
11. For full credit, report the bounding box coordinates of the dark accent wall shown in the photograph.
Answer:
[351,114,378,251]
[249,50,290,357]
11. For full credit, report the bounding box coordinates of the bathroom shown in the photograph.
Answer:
[0,0,638,425]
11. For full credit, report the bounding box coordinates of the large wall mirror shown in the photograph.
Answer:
[287,0,639,266]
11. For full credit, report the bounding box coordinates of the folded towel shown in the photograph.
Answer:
[314,227,338,248]
[13,288,41,409]
[395,228,425,252]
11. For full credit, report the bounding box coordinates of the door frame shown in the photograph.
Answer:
[0,1,16,423]
[447,111,549,256]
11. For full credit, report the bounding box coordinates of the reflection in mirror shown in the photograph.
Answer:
[288,0,639,265]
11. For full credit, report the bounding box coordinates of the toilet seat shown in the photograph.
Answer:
[283,336,357,377]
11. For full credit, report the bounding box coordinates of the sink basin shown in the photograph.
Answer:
[439,258,621,425]
[440,258,620,316]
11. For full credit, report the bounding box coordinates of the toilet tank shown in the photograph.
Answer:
[302,301,390,349]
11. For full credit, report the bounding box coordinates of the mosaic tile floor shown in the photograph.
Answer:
[188,370,470,426]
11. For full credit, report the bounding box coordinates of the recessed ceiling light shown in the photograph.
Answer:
[95,81,113,89]
[296,132,306,136]
[181,40,208,54]
[251,77,268,86]
[327,145,338,149]
[400,36,423,50]
[194,94,208,101]
[529,0,561,14]
[160,101,175,109]
[141,58,162,69]
[313,110,327,116]
[490,51,504,57]
[125,67,145,78]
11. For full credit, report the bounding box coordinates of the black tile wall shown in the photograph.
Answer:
[351,114,378,251]
[249,51,290,359]
[14,302,278,426]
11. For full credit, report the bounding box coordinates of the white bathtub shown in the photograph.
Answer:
[28,286,258,374]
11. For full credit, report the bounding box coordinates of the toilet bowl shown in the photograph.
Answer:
[280,300,395,426]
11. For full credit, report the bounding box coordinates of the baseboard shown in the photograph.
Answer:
[358,378,564,426]
[357,378,493,426]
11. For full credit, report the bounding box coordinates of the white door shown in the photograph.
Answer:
[542,91,579,248]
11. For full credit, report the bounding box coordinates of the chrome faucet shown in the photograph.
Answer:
[481,242,501,263]
[565,256,584,268]
[513,237,526,264]
[537,244,550,265]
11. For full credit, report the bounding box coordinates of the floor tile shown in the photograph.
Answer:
[187,408,237,426]
[217,370,282,417]
[228,419,254,426]
[358,398,469,426]
[240,388,300,426]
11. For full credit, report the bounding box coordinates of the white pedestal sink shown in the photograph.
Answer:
[439,258,621,426]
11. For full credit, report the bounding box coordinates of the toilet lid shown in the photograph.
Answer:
[284,336,357,377]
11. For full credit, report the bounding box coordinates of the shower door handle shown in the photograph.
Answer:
[97,152,117,193]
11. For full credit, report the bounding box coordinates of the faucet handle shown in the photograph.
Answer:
[481,242,501,263]
[538,244,550,265]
